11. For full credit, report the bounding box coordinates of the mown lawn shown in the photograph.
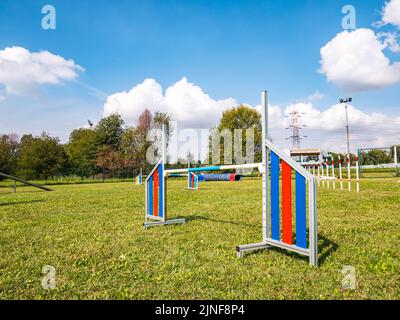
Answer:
[0,178,399,299]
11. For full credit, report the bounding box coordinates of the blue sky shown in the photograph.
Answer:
[0,0,399,152]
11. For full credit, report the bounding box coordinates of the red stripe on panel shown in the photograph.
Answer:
[281,160,293,245]
[153,169,159,216]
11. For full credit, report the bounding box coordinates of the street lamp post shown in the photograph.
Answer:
[339,97,352,158]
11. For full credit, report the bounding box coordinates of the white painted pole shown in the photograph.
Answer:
[326,160,330,188]
[162,124,167,163]
[347,154,351,191]
[356,155,360,192]
[394,146,398,177]
[317,165,320,187]
[261,90,269,243]
[331,160,335,189]
[339,155,343,190]
[321,162,325,187]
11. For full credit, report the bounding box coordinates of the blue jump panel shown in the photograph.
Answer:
[148,176,153,216]
[158,165,163,218]
[270,151,280,241]
[295,172,307,248]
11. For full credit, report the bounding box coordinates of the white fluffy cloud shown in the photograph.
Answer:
[320,1,400,92]
[307,91,325,102]
[103,77,399,154]
[103,77,237,128]
[379,31,400,53]
[320,29,400,91]
[319,28,400,92]
[380,0,400,28]
[0,46,83,96]
[275,102,400,152]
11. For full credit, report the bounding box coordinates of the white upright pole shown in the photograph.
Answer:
[394,146,398,177]
[331,160,335,189]
[162,124,167,163]
[261,91,269,243]
[347,154,351,191]
[339,155,343,190]
[317,165,320,187]
[326,160,330,188]
[356,155,360,192]
[321,161,325,187]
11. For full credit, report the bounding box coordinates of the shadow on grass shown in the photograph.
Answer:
[182,215,257,228]
[317,234,339,265]
[0,199,45,206]
[0,189,45,195]
[237,234,338,267]
[172,214,338,266]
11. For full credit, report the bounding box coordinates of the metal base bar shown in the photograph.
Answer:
[143,218,186,228]
[236,239,310,258]
[236,242,271,258]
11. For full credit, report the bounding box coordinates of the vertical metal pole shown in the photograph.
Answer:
[347,155,351,191]
[161,125,167,222]
[331,160,335,190]
[317,165,320,187]
[144,174,148,224]
[326,161,330,188]
[356,156,360,193]
[339,155,343,190]
[345,104,351,158]
[261,91,269,242]
[308,177,318,266]
[394,146,398,177]
[321,161,325,187]
[162,124,167,164]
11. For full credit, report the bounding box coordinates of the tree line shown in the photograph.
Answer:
[1,104,398,181]
[0,109,170,180]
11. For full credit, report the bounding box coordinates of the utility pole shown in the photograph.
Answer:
[345,105,350,157]
[339,97,352,157]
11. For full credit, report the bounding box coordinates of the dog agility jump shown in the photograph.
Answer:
[144,91,318,266]
[313,154,360,192]
[136,169,143,185]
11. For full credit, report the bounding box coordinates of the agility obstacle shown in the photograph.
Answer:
[0,172,53,192]
[143,91,318,266]
[188,172,199,190]
[199,173,242,181]
[136,172,143,185]
[314,155,359,192]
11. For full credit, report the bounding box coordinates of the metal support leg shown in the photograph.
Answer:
[143,218,186,228]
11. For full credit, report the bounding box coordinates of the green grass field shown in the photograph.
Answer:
[0,178,399,299]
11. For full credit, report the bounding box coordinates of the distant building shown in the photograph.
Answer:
[290,148,321,165]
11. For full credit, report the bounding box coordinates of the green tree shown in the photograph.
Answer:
[67,128,98,178]
[208,105,261,164]
[95,114,124,150]
[96,146,124,179]
[0,134,19,176]
[364,149,391,165]
[17,132,67,180]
